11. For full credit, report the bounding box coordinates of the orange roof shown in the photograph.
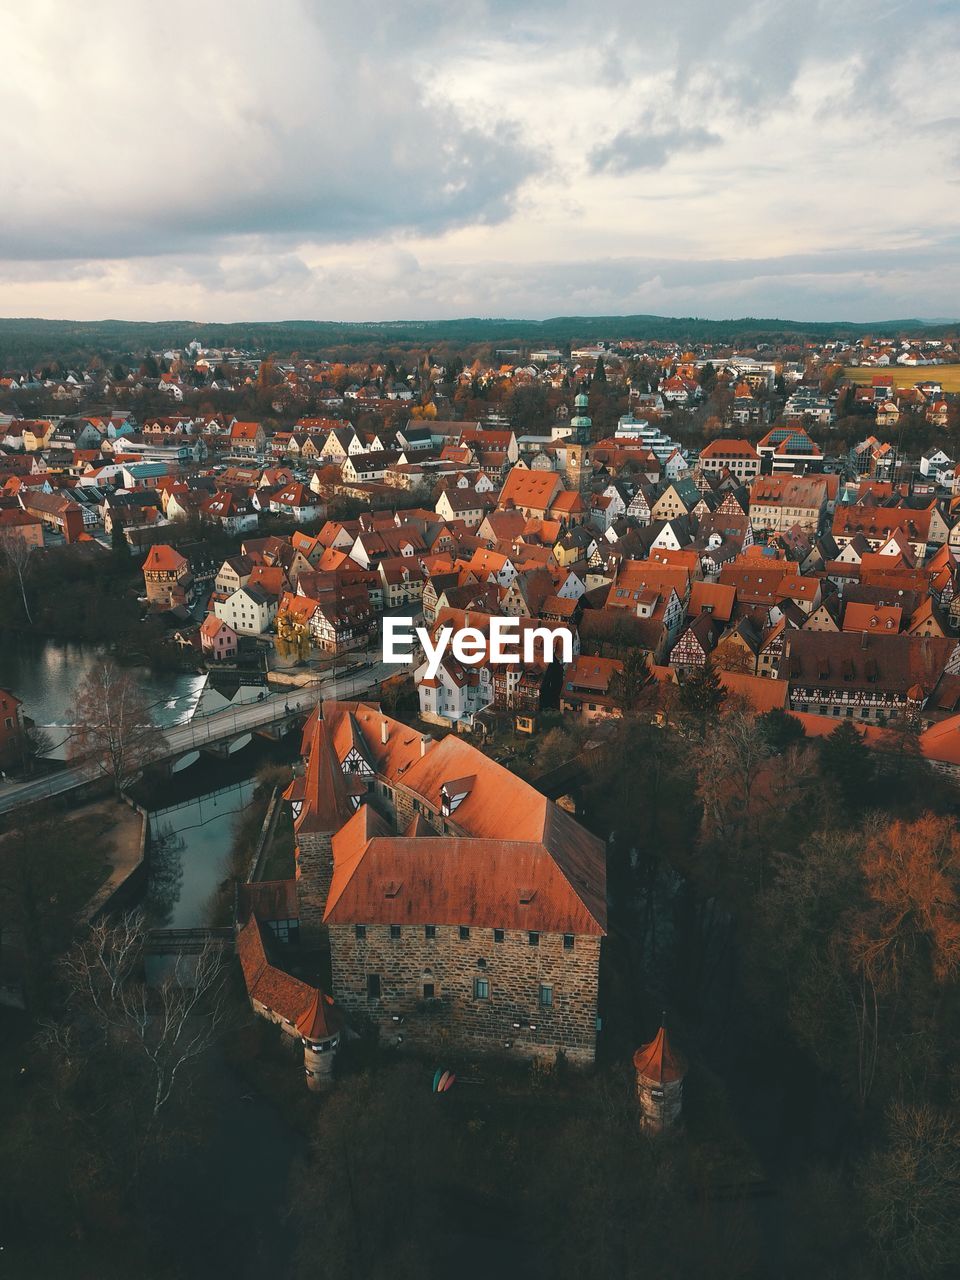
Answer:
[778,575,819,601]
[565,654,623,693]
[326,811,604,935]
[550,490,586,514]
[296,710,353,835]
[718,670,788,714]
[301,702,606,935]
[200,613,234,638]
[498,469,562,510]
[143,543,187,572]
[688,581,736,623]
[633,1025,686,1084]
[842,603,902,634]
[919,714,960,767]
[700,438,759,459]
[237,914,340,1041]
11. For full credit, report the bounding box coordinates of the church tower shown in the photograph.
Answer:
[294,708,352,944]
[564,391,592,492]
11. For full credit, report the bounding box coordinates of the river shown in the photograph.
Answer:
[147,778,258,928]
[0,636,295,928]
[0,634,206,735]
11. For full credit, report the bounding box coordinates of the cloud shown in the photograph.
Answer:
[590,124,722,174]
[2,0,960,319]
[0,0,539,260]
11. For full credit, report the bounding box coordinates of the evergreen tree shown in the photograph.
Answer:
[677,657,726,737]
[111,517,129,559]
[757,706,806,753]
[593,355,606,384]
[819,720,872,808]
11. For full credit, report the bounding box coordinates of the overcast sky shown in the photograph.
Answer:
[3,0,958,323]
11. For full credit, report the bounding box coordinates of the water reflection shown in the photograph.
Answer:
[147,779,257,927]
[0,636,205,731]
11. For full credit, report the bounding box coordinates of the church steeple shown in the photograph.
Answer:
[565,391,592,493]
[570,391,591,443]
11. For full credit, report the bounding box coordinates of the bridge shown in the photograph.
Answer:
[144,927,235,955]
[0,657,397,815]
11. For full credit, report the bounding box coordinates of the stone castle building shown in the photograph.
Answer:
[277,699,607,1066]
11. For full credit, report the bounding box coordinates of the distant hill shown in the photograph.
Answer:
[0,313,955,366]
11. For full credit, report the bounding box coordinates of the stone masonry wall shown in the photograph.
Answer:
[295,830,333,945]
[329,922,601,1065]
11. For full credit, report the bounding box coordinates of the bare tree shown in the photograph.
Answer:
[61,911,231,1118]
[69,661,164,793]
[0,531,36,623]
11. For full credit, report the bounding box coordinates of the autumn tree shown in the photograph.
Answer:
[69,662,163,793]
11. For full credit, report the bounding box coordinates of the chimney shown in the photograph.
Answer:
[420,735,429,757]
[381,719,388,745]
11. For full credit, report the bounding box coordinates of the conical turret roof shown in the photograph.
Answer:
[296,708,352,834]
[633,1024,686,1084]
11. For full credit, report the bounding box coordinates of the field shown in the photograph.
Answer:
[844,363,960,390]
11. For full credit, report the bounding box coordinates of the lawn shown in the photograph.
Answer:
[844,363,960,390]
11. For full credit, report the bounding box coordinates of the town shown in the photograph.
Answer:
[2,320,960,1278]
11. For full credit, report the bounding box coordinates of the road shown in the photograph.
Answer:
[0,658,398,815]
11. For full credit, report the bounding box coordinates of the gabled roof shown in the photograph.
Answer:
[325,810,604,936]
[237,913,340,1041]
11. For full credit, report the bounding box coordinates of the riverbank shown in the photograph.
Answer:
[78,797,148,923]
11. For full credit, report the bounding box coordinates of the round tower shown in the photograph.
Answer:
[633,1020,686,1134]
[298,990,342,1092]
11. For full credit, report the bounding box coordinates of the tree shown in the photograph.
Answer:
[819,721,873,808]
[69,662,163,793]
[860,1102,960,1277]
[111,515,130,559]
[0,532,36,624]
[846,813,960,991]
[593,355,606,383]
[611,649,648,711]
[677,657,726,738]
[60,912,230,1118]
[757,706,806,754]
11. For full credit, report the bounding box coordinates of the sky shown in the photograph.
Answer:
[2,0,959,323]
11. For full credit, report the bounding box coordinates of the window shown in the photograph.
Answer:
[422,981,435,999]
[528,931,540,947]
[494,929,505,944]
[474,977,490,999]
[459,926,470,941]
[355,924,366,940]
[563,934,575,951]
[366,974,381,999]
[389,924,401,940]
[539,984,553,1007]
[424,924,436,940]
